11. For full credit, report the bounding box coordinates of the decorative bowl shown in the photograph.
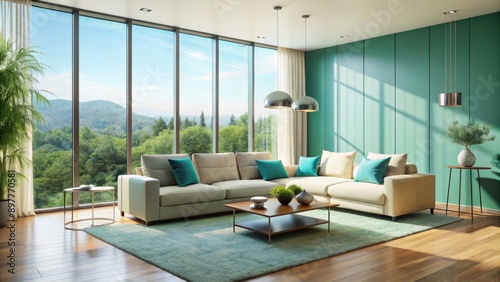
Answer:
[250,196,268,209]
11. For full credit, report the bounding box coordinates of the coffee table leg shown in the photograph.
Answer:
[232,209,235,233]
[268,218,271,243]
[328,206,331,233]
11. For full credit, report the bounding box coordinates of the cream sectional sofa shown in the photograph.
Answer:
[118,152,435,225]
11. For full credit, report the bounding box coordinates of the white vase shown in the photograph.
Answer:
[457,147,476,167]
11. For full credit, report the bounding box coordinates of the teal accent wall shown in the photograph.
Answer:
[306,12,500,211]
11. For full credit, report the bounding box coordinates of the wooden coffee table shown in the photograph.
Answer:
[225,198,339,243]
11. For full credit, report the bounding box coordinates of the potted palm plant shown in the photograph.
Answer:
[446,120,496,167]
[0,36,50,226]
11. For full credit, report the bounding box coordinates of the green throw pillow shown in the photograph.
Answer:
[255,160,289,180]
[296,156,320,176]
[354,157,391,184]
[168,158,199,187]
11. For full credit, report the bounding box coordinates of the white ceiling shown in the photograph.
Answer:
[39,0,500,50]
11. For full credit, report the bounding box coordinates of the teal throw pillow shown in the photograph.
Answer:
[354,157,391,184]
[296,156,320,176]
[255,160,289,180]
[168,158,199,187]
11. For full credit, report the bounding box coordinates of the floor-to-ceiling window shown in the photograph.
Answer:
[78,15,127,204]
[131,24,174,169]
[179,33,213,154]
[31,7,73,209]
[254,46,278,157]
[31,5,277,209]
[218,40,250,153]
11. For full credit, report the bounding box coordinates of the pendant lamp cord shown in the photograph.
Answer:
[444,12,447,93]
[449,14,452,93]
[275,6,281,90]
[454,12,457,93]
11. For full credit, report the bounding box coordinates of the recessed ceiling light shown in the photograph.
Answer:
[140,8,152,12]
[257,36,266,39]
[340,35,350,38]
[443,10,457,14]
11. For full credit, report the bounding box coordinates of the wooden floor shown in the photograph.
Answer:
[0,204,498,282]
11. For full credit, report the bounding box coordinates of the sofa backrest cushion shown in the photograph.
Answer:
[405,163,418,174]
[367,152,407,176]
[141,154,189,186]
[319,150,356,179]
[191,153,240,184]
[235,152,272,180]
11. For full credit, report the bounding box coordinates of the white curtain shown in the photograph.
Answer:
[1,0,35,217]
[277,47,308,165]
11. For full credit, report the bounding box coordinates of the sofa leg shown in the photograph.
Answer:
[430,208,434,215]
[120,211,124,217]
[145,221,152,226]
[392,216,396,222]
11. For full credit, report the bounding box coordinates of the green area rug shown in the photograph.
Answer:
[84,209,461,282]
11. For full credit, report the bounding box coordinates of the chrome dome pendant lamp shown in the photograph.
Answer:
[264,6,293,109]
[439,10,462,107]
[292,15,319,112]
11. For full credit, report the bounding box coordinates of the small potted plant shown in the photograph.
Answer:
[446,120,496,167]
[287,184,302,196]
[269,185,294,205]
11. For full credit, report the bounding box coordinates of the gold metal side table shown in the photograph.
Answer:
[445,166,490,220]
[63,186,115,230]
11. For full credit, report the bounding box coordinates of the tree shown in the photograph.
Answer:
[180,126,212,155]
[181,116,191,130]
[167,117,174,130]
[229,114,236,126]
[238,112,248,126]
[200,111,206,127]
[152,116,168,136]
[219,125,248,153]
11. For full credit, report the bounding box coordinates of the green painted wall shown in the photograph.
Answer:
[306,12,500,211]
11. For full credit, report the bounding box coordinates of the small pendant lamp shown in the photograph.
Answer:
[439,10,462,107]
[264,6,293,109]
[292,15,319,112]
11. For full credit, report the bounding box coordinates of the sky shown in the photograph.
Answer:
[31,7,277,119]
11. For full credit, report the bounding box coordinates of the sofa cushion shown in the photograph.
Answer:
[192,153,240,184]
[255,160,289,180]
[168,158,199,187]
[405,163,418,174]
[212,180,275,199]
[286,176,352,196]
[141,154,189,186]
[328,182,386,205]
[367,152,407,176]
[354,157,391,184]
[159,184,226,207]
[319,150,356,178]
[235,152,272,180]
[296,156,320,176]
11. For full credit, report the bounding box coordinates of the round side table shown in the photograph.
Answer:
[63,186,115,230]
[445,166,490,220]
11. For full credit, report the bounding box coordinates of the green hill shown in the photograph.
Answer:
[35,99,156,134]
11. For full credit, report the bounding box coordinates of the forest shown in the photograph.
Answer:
[32,109,277,209]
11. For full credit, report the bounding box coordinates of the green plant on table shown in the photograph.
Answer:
[446,120,496,147]
[0,36,50,200]
[269,185,294,197]
[287,184,302,196]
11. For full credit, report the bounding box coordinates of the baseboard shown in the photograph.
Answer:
[435,202,500,215]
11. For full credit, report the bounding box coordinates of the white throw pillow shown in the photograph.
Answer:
[319,150,356,179]
[367,152,407,176]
